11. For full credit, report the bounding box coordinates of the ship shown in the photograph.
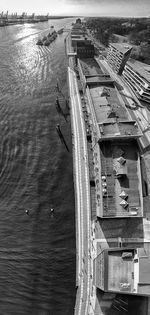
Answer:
[36,29,57,46]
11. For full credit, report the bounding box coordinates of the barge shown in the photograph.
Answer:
[36,29,57,46]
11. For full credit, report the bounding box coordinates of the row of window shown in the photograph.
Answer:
[125,65,146,86]
[123,72,141,93]
[110,46,124,57]
[124,74,150,102]
[124,67,150,94]
[123,69,144,90]
[107,50,123,63]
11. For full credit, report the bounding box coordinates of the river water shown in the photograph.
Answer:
[0,18,76,315]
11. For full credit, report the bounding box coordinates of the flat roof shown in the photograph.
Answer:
[79,58,109,77]
[99,121,142,140]
[86,77,114,85]
[89,85,130,124]
[95,247,150,295]
[72,36,90,42]
[107,249,134,292]
[139,257,150,284]
[100,140,143,217]
[109,42,132,54]
[126,58,150,83]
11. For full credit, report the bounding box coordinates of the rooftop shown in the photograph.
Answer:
[126,58,150,83]
[99,121,142,140]
[107,249,134,293]
[86,76,114,85]
[95,247,150,296]
[79,58,109,77]
[89,85,129,124]
[100,140,143,217]
[109,42,132,54]
[89,85,142,140]
[71,35,90,41]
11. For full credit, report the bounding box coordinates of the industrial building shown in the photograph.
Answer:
[123,59,150,104]
[106,43,132,74]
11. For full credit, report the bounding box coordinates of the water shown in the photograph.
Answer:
[0,18,76,315]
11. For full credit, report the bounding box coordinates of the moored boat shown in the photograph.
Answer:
[36,29,57,46]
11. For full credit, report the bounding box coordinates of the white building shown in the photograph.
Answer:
[123,59,150,104]
[106,43,132,74]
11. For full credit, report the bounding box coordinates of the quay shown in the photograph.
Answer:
[66,19,150,314]
[0,12,49,26]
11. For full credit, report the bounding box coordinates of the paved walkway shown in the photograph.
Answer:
[68,66,96,315]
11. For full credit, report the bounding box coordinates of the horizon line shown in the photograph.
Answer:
[0,12,150,19]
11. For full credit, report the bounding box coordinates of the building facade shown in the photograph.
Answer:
[123,59,150,104]
[106,43,132,75]
[70,21,95,59]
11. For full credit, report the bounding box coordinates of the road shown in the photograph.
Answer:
[68,67,96,315]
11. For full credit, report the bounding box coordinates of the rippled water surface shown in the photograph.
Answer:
[0,18,76,315]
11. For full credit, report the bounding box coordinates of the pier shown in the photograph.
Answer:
[0,12,49,26]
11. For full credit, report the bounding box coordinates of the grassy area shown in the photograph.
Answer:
[85,17,150,64]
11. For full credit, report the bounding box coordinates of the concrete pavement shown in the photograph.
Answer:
[68,66,96,315]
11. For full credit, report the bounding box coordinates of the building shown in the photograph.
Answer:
[92,88,143,218]
[78,57,143,218]
[106,43,132,75]
[123,59,150,104]
[76,18,81,24]
[78,58,114,93]
[70,21,95,59]
[94,247,150,296]
[71,36,95,59]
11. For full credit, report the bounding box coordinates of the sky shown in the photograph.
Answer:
[0,0,150,17]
